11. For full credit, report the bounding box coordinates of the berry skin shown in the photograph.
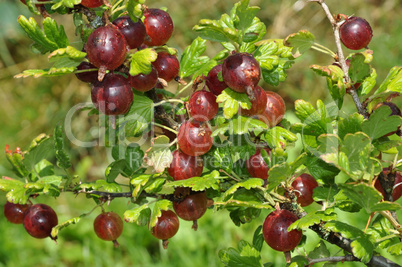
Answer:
[151,210,180,249]
[246,148,271,180]
[239,86,267,116]
[75,61,98,84]
[257,91,286,128]
[23,204,58,239]
[143,8,174,46]
[206,64,228,95]
[91,74,133,116]
[173,191,208,231]
[177,120,213,157]
[94,212,124,247]
[339,16,373,50]
[167,150,203,181]
[129,65,158,92]
[374,169,402,201]
[112,16,147,50]
[290,173,318,207]
[80,0,103,8]
[262,209,302,252]
[86,25,127,72]
[4,201,31,224]
[222,52,261,93]
[188,90,219,122]
[152,52,180,82]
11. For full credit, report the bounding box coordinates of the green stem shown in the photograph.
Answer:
[152,122,178,135]
[380,211,402,234]
[311,42,336,58]
[174,80,194,97]
[153,99,185,107]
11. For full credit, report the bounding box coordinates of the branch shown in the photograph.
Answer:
[146,89,180,131]
[312,0,368,118]
[308,255,358,265]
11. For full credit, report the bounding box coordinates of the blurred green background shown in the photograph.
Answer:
[1,0,402,266]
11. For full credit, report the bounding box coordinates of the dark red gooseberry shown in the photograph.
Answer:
[262,209,302,252]
[151,210,180,249]
[112,16,147,50]
[75,61,99,84]
[206,64,228,95]
[222,52,261,93]
[339,16,373,50]
[257,91,286,128]
[80,0,103,8]
[173,192,208,231]
[94,211,124,247]
[290,173,318,207]
[91,73,133,115]
[167,150,203,181]
[152,52,180,82]
[4,201,31,224]
[188,90,219,122]
[239,86,268,116]
[143,8,174,47]
[23,204,58,239]
[129,65,158,92]
[86,25,127,72]
[246,148,271,180]
[374,170,402,201]
[177,121,213,156]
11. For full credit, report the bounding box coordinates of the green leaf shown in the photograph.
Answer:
[284,30,315,57]
[166,170,220,191]
[14,67,77,78]
[48,46,86,69]
[217,89,251,119]
[313,184,339,203]
[362,105,402,140]
[149,199,173,228]
[289,209,337,231]
[360,68,377,96]
[338,184,383,213]
[266,162,292,192]
[126,0,143,22]
[18,16,68,54]
[79,180,122,193]
[51,0,81,9]
[105,160,127,182]
[231,134,256,162]
[54,124,72,169]
[51,215,82,239]
[23,135,54,172]
[387,242,402,256]
[305,155,339,184]
[375,66,402,94]
[145,136,173,173]
[204,139,233,173]
[120,92,153,137]
[222,178,264,201]
[219,240,261,267]
[124,204,151,226]
[252,226,264,252]
[5,148,29,178]
[254,42,279,70]
[324,221,374,263]
[129,48,158,76]
[348,53,371,83]
[212,116,268,136]
[180,37,210,78]
[193,17,238,43]
[262,126,297,148]
[261,59,293,86]
[0,178,25,193]
[310,64,344,81]
[6,186,29,204]
[338,113,364,140]
[308,241,330,259]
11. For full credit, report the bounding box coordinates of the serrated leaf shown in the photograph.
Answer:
[180,37,210,78]
[0,178,25,193]
[313,184,339,203]
[48,46,86,69]
[252,226,264,252]
[217,89,251,119]
[362,105,402,140]
[212,116,268,137]
[222,178,264,201]
[14,67,77,78]
[204,139,233,173]
[193,18,236,43]
[233,0,260,32]
[305,155,339,184]
[23,136,54,172]
[166,170,220,191]
[266,162,292,192]
[80,180,122,193]
[54,124,72,169]
[105,160,127,182]
[348,53,371,83]
[18,16,68,54]
[324,221,374,263]
[338,113,364,140]
[145,136,173,173]
[284,30,315,57]
[231,134,256,162]
[261,59,293,86]
[262,126,297,148]
[310,64,344,81]
[308,240,330,259]
[5,149,29,177]
[120,92,153,137]
[129,48,158,76]
[6,186,30,204]
[126,0,143,22]
[360,68,377,96]
[124,204,151,226]
[51,0,81,9]
[289,210,337,231]
[387,242,402,256]
[375,66,402,94]
[149,199,173,228]
[338,184,383,213]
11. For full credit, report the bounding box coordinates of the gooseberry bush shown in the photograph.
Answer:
[3,0,402,266]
